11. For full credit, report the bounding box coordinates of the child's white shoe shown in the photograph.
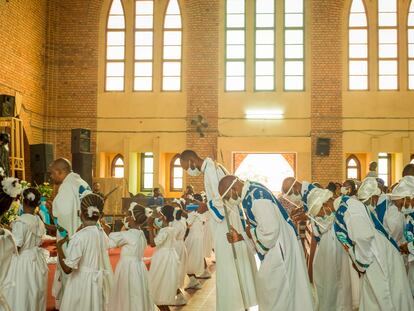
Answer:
[185,276,202,290]
[174,292,187,306]
[196,269,211,279]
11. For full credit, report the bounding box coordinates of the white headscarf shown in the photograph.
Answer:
[307,188,333,217]
[357,177,381,203]
[401,176,414,195]
[390,180,413,200]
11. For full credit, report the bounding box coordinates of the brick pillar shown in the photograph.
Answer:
[311,0,344,185]
[184,1,219,191]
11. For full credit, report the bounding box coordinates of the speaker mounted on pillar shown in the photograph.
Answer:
[315,138,331,156]
[71,128,91,153]
[72,152,93,187]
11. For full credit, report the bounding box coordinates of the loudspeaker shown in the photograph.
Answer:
[72,152,92,187]
[71,128,91,153]
[315,138,331,156]
[0,95,15,117]
[30,144,54,184]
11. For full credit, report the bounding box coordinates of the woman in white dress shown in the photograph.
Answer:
[185,208,205,289]
[3,187,48,311]
[56,193,113,311]
[109,202,155,311]
[148,205,180,311]
[170,203,188,305]
[0,176,20,311]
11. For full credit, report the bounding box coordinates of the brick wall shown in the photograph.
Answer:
[184,0,220,191]
[44,0,102,167]
[310,0,344,186]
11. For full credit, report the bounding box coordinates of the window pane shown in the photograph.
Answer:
[285,13,303,27]
[108,16,125,29]
[115,157,124,165]
[164,31,182,45]
[349,29,367,44]
[350,0,365,13]
[256,61,274,76]
[163,62,181,76]
[379,44,397,58]
[409,11,414,27]
[227,0,244,14]
[379,60,397,75]
[135,46,153,60]
[173,167,183,178]
[256,76,274,90]
[349,75,368,90]
[379,13,397,27]
[379,75,398,90]
[256,14,274,28]
[164,15,181,29]
[349,44,367,58]
[107,62,124,76]
[107,46,125,60]
[163,77,181,91]
[227,62,245,76]
[285,30,303,44]
[347,168,358,179]
[285,44,303,59]
[227,30,245,45]
[349,13,367,27]
[226,77,245,91]
[164,45,181,59]
[136,1,153,14]
[136,16,153,28]
[134,77,152,91]
[227,45,245,59]
[378,0,396,13]
[285,0,303,13]
[349,60,368,75]
[166,0,180,14]
[227,14,245,28]
[173,178,183,189]
[106,77,124,91]
[285,61,303,76]
[348,159,357,166]
[256,0,274,13]
[256,45,273,59]
[410,60,414,75]
[110,0,124,15]
[107,31,125,46]
[285,76,304,90]
[256,30,274,45]
[114,167,124,178]
[409,75,414,90]
[379,29,397,44]
[144,158,153,173]
[135,31,153,46]
[144,173,153,189]
[135,62,152,76]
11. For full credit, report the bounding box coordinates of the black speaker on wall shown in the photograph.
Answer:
[30,144,54,185]
[72,152,92,187]
[316,138,331,156]
[71,128,91,153]
[0,95,15,117]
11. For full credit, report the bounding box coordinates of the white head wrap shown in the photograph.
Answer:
[390,180,413,200]
[357,177,381,202]
[129,202,138,220]
[401,176,414,195]
[307,188,333,217]
[145,207,153,218]
[1,177,22,198]
[26,192,36,201]
[87,206,99,218]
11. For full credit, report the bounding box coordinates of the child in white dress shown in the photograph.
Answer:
[170,202,188,305]
[3,187,48,311]
[148,205,180,311]
[109,202,155,311]
[56,193,113,311]
[0,176,20,311]
[185,207,205,290]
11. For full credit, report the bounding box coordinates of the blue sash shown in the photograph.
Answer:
[241,181,298,237]
[334,196,354,250]
[374,197,387,224]
[367,207,399,251]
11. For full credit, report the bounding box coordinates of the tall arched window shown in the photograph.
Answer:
[408,1,414,89]
[225,0,246,91]
[378,152,391,186]
[378,0,398,90]
[105,0,125,91]
[134,0,154,91]
[162,0,182,91]
[170,154,183,191]
[111,154,125,178]
[348,0,368,90]
[346,155,361,180]
[255,0,275,91]
[284,0,304,91]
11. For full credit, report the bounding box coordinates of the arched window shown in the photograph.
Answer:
[225,0,246,91]
[346,155,361,180]
[284,0,304,91]
[111,154,125,178]
[378,152,391,186]
[408,1,414,89]
[162,0,182,91]
[134,0,154,91]
[255,0,275,91]
[378,0,398,90]
[170,154,183,191]
[105,0,125,91]
[141,152,154,191]
[348,0,368,90]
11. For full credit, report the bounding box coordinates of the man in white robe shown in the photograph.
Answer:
[307,187,352,311]
[219,175,314,311]
[49,158,91,309]
[180,150,257,311]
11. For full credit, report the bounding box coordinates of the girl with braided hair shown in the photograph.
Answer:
[56,193,113,311]
[108,202,156,311]
[0,176,20,311]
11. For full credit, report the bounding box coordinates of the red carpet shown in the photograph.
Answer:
[46,247,154,311]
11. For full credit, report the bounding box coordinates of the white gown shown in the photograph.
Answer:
[203,213,213,258]
[171,219,188,288]
[3,214,48,311]
[149,226,179,306]
[52,172,91,307]
[312,221,353,311]
[0,229,16,311]
[108,229,155,311]
[344,198,414,311]
[202,158,258,311]
[185,212,205,275]
[60,225,113,311]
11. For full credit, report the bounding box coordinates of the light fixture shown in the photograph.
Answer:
[245,110,284,120]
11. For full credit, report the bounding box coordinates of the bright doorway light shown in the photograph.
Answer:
[234,153,295,193]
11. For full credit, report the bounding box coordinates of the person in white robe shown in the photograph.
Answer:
[307,187,353,311]
[108,202,155,310]
[148,205,181,310]
[180,150,258,311]
[0,177,21,311]
[219,176,313,311]
[56,194,113,311]
[3,188,48,311]
[333,192,414,310]
[49,158,92,308]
